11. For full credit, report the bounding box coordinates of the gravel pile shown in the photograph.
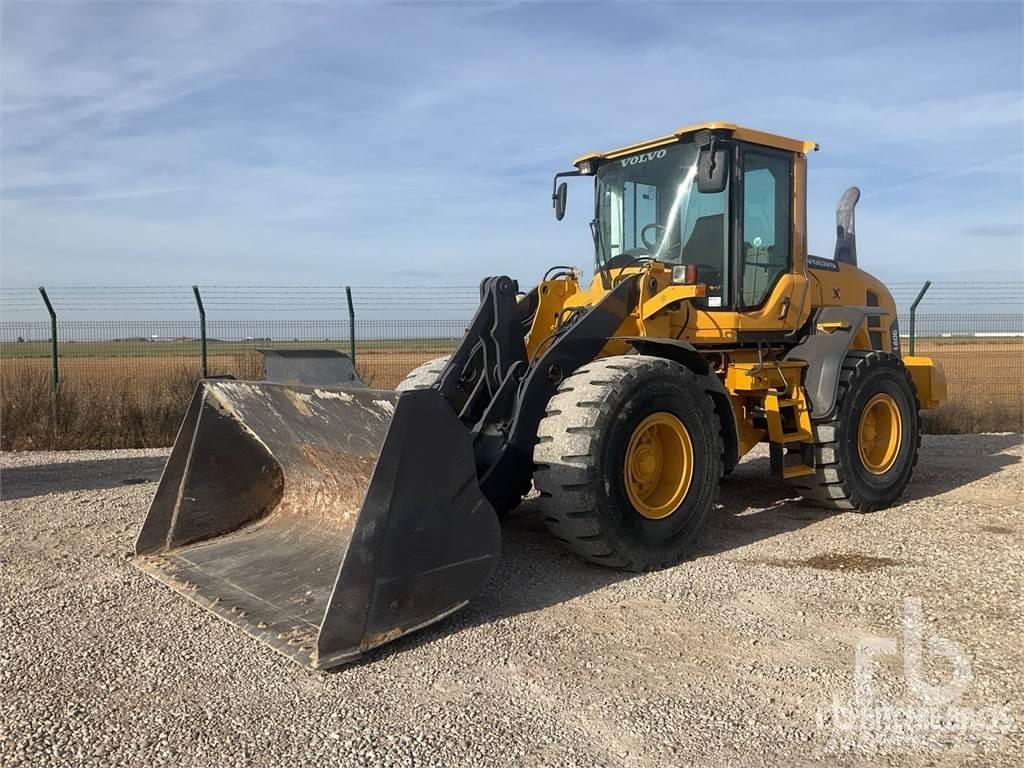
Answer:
[1,435,1020,767]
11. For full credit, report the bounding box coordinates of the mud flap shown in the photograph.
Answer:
[134,380,500,670]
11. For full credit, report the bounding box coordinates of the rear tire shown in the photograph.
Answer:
[533,355,724,571]
[789,351,921,512]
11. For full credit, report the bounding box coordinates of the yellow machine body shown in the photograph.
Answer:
[531,123,945,468]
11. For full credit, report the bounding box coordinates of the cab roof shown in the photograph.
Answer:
[573,122,818,168]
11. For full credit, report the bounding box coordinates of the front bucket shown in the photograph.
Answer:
[133,380,500,669]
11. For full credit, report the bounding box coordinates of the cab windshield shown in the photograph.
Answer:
[596,142,729,307]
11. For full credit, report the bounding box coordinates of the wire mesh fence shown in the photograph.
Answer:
[352,319,469,388]
[0,320,474,386]
[1,284,1021,448]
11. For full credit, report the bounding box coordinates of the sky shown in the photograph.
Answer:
[1,0,1022,295]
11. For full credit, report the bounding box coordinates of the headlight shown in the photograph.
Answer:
[672,264,698,285]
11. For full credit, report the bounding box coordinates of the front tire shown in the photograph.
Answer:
[789,351,921,511]
[533,355,724,571]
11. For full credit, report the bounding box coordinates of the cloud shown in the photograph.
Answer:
[390,268,451,280]
[1,1,1022,291]
[961,223,1024,238]
[6,185,193,203]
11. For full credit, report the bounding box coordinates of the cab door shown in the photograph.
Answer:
[734,145,808,338]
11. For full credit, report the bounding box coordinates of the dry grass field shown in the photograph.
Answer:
[1,340,1020,450]
[0,346,450,450]
[911,340,1023,433]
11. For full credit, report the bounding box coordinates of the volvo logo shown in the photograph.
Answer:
[620,149,667,167]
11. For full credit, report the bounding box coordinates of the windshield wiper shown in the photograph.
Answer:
[590,219,613,289]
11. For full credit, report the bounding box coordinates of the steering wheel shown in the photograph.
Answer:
[640,223,666,251]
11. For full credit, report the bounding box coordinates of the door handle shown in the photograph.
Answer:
[778,296,791,320]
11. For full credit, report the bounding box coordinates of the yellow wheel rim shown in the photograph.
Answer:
[857,393,903,474]
[624,412,694,520]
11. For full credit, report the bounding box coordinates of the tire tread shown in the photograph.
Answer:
[534,355,725,571]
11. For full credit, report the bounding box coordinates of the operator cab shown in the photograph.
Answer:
[556,122,817,314]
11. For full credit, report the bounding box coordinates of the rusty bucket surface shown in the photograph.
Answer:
[133,380,500,669]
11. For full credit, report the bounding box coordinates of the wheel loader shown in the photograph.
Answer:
[133,122,947,669]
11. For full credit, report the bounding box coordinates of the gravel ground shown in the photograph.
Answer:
[1,434,1021,767]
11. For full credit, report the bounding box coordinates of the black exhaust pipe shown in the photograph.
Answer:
[834,186,860,266]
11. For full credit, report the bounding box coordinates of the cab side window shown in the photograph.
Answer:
[741,152,791,307]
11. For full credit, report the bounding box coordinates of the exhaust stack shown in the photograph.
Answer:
[834,186,860,266]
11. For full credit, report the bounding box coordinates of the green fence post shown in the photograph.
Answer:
[908,280,931,356]
[193,285,208,378]
[345,286,356,365]
[38,286,58,389]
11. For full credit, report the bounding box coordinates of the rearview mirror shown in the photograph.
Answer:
[553,182,567,221]
[697,146,729,194]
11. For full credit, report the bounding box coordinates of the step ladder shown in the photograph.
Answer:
[764,389,815,479]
